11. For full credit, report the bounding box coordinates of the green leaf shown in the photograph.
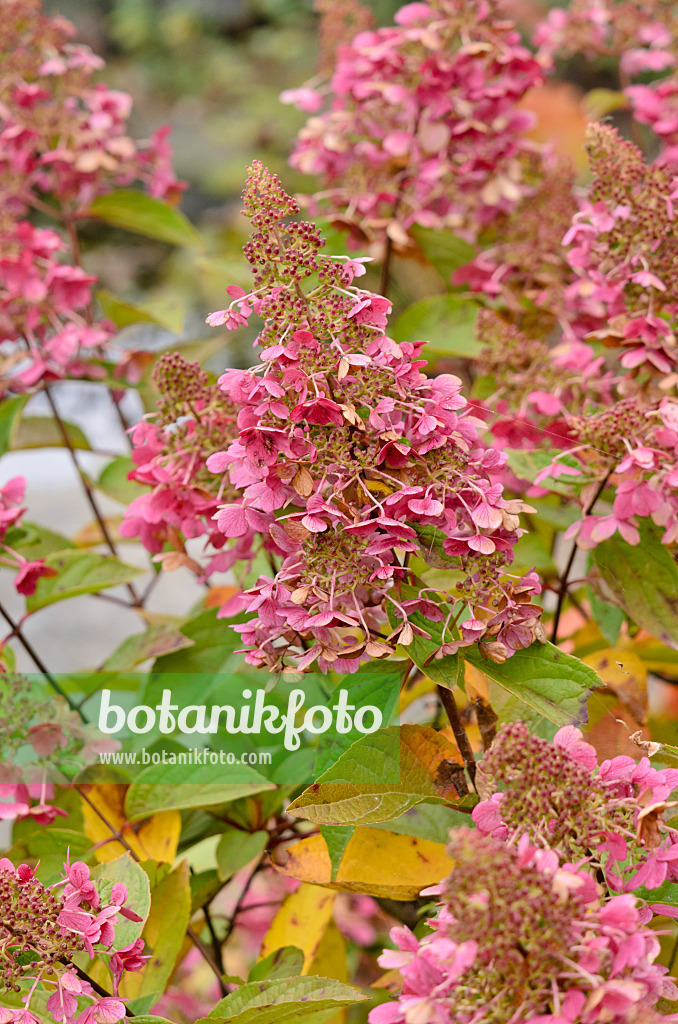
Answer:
[125,762,275,821]
[248,946,305,983]
[464,642,598,728]
[0,394,29,455]
[287,725,461,826]
[98,289,177,331]
[369,801,475,843]
[103,624,195,671]
[631,878,678,910]
[216,828,268,882]
[11,416,90,451]
[150,609,243,674]
[97,456,147,505]
[390,295,480,358]
[313,661,402,775]
[171,336,229,365]
[125,1018,178,1024]
[587,586,625,647]
[6,828,91,885]
[4,521,75,559]
[320,825,354,881]
[198,975,367,1024]
[26,550,144,611]
[408,522,460,570]
[127,860,191,1012]
[190,868,222,914]
[87,190,203,249]
[505,449,584,495]
[584,88,628,119]
[92,853,151,947]
[141,297,186,334]
[410,226,476,280]
[591,520,678,650]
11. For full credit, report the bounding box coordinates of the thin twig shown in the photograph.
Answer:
[223,854,266,943]
[186,925,228,997]
[203,904,225,975]
[62,961,135,1016]
[43,386,142,608]
[108,387,133,441]
[437,684,476,787]
[0,600,85,716]
[551,469,613,642]
[75,785,140,860]
[380,233,395,297]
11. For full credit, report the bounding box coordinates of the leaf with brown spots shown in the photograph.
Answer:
[259,884,336,972]
[272,827,453,900]
[286,725,463,826]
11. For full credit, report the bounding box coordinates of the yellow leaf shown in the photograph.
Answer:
[582,646,648,724]
[272,827,452,900]
[464,663,489,701]
[309,921,347,982]
[307,922,348,1024]
[81,784,180,863]
[399,674,435,713]
[259,882,336,972]
[571,620,607,658]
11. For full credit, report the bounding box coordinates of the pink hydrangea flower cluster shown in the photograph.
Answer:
[0,0,182,392]
[473,722,678,908]
[470,124,678,552]
[0,0,182,217]
[120,352,248,581]
[474,311,610,444]
[0,222,113,389]
[452,154,579,332]
[283,0,543,250]
[534,1,678,170]
[563,124,678,377]
[0,475,56,595]
[561,395,678,548]
[370,828,678,1024]
[0,856,146,1024]
[533,0,678,78]
[626,80,678,167]
[195,162,542,673]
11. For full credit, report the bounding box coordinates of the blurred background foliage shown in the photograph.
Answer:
[35,0,405,376]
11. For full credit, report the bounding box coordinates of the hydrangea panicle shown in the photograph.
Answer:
[283,0,543,251]
[473,721,678,902]
[0,854,147,1024]
[198,162,544,672]
[0,0,184,392]
[370,828,678,1024]
[120,352,253,580]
